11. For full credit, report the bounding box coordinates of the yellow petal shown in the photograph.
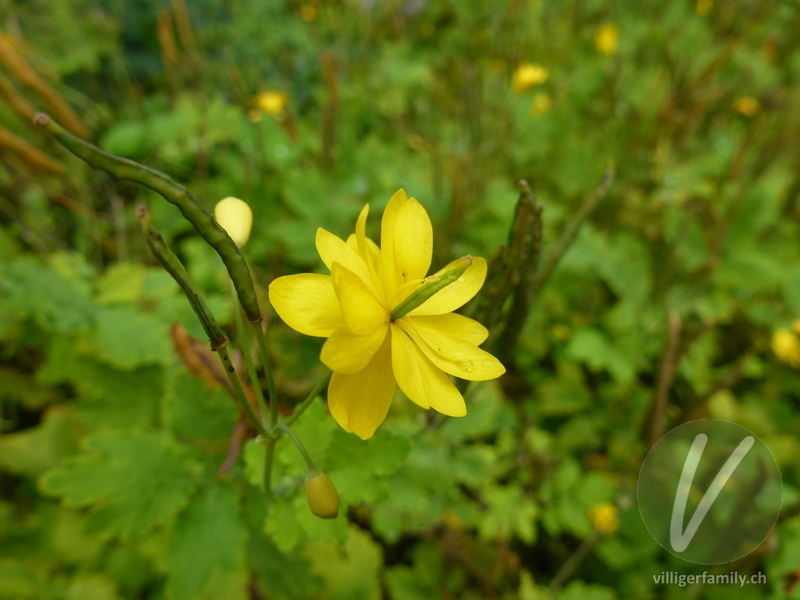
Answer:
[331,262,389,335]
[409,313,488,345]
[321,324,389,374]
[327,334,396,439]
[380,195,433,298]
[346,233,381,268]
[355,205,386,305]
[391,324,466,416]
[398,318,505,381]
[408,256,487,316]
[269,274,343,337]
[316,228,378,297]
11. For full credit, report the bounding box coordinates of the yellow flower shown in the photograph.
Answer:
[512,63,549,93]
[733,96,761,117]
[595,24,619,56]
[214,197,253,247]
[255,91,288,116]
[530,92,552,116]
[269,190,505,439]
[300,4,317,22]
[589,502,620,535]
[695,0,713,15]
[772,330,800,368]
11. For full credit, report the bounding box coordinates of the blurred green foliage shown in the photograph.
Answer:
[1,0,800,598]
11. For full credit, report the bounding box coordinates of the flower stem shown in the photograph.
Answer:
[284,371,332,428]
[217,344,271,439]
[231,282,269,427]
[263,436,276,500]
[275,423,316,471]
[251,322,278,427]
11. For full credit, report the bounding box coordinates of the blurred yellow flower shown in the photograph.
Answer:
[589,502,620,535]
[695,0,713,15]
[595,24,619,56]
[255,91,288,116]
[530,92,552,116]
[733,96,761,117]
[793,319,800,335]
[512,63,549,93]
[772,330,800,368]
[214,196,253,247]
[300,4,317,22]
[269,190,505,439]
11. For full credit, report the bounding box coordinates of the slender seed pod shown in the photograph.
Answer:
[34,113,263,323]
[137,206,228,351]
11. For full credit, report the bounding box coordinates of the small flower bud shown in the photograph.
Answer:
[214,196,253,247]
[305,469,340,519]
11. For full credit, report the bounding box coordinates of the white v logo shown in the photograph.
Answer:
[670,433,755,552]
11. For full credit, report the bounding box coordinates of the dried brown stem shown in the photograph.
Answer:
[648,309,682,448]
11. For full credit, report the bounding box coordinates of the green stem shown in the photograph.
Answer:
[275,424,316,471]
[284,371,332,428]
[231,283,268,427]
[263,437,276,500]
[252,322,279,427]
[217,345,271,439]
[35,112,262,323]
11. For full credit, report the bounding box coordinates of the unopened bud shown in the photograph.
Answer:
[305,469,340,519]
[214,196,253,247]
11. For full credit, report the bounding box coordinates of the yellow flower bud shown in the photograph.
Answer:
[589,502,620,536]
[214,196,253,247]
[305,470,340,519]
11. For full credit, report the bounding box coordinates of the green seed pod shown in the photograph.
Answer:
[305,469,340,519]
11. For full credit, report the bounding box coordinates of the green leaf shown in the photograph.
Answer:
[38,337,162,429]
[248,535,323,600]
[65,573,123,600]
[302,526,383,600]
[264,496,306,553]
[164,369,237,440]
[478,485,538,544]
[0,406,78,477]
[0,558,48,599]
[166,483,248,600]
[96,263,148,305]
[556,581,616,600]
[321,428,411,504]
[565,328,635,384]
[40,431,201,539]
[1,257,94,332]
[385,543,441,600]
[92,306,172,369]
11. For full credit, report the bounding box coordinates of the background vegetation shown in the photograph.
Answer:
[2,0,800,598]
